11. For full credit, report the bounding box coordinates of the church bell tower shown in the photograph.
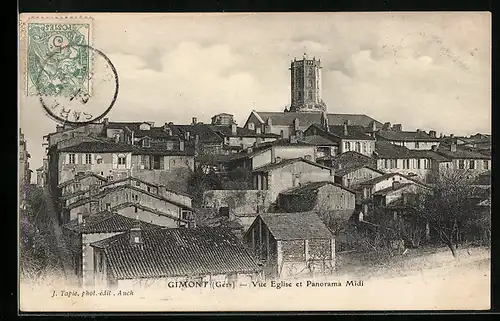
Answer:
[289,53,327,113]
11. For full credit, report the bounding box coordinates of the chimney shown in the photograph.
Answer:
[321,112,329,132]
[129,228,143,246]
[382,122,391,131]
[77,213,83,225]
[103,118,109,127]
[192,117,197,125]
[431,145,438,152]
[231,124,237,135]
[179,140,185,151]
[370,121,377,132]
[280,131,284,139]
[392,181,401,189]
[429,130,436,138]
[416,129,421,133]
[247,147,253,154]
[105,203,111,211]
[450,134,454,139]
[275,156,282,163]
[185,131,190,140]
[195,134,200,144]
[450,143,457,152]
[343,121,349,136]
[392,124,402,132]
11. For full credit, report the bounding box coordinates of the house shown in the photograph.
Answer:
[252,157,336,202]
[244,212,335,279]
[299,135,339,159]
[357,172,430,217]
[243,110,382,140]
[90,226,263,288]
[277,181,356,224]
[373,141,451,183]
[226,140,318,172]
[318,150,376,170]
[304,121,376,156]
[63,183,195,226]
[209,113,280,152]
[436,141,491,176]
[62,211,161,287]
[375,123,441,150]
[36,166,45,187]
[334,165,385,189]
[371,181,432,210]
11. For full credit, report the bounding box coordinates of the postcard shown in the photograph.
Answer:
[18,12,491,312]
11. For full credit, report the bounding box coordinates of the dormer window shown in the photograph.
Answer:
[139,123,151,131]
[248,123,255,130]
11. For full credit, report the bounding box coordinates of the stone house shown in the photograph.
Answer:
[371,181,432,210]
[373,141,451,183]
[90,226,263,288]
[299,134,339,160]
[63,183,195,226]
[436,142,491,176]
[318,150,376,170]
[62,211,161,287]
[304,122,376,156]
[19,129,32,187]
[375,124,441,150]
[277,181,356,223]
[357,172,429,217]
[334,165,384,189]
[243,110,382,140]
[252,157,336,202]
[244,212,335,279]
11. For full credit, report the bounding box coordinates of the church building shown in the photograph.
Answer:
[243,54,382,140]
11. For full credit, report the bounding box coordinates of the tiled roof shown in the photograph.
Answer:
[253,157,332,173]
[335,164,383,177]
[359,172,425,187]
[372,183,423,196]
[376,130,441,142]
[280,181,356,196]
[112,202,192,222]
[57,172,108,188]
[210,125,280,138]
[436,144,491,160]
[327,151,377,170]
[90,227,261,279]
[58,141,136,153]
[172,124,223,144]
[257,212,333,240]
[374,142,450,161]
[133,127,181,139]
[106,122,148,132]
[62,211,161,234]
[251,111,383,128]
[299,135,338,146]
[132,142,195,156]
[66,184,194,211]
[326,125,375,140]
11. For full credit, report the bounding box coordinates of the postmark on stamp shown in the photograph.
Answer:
[26,21,92,97]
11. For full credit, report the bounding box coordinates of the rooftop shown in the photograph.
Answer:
[257,212,333,240]
[57,172,108,188]
[376,130,441,142]
[437,144,491,160]
[280,181,355,196]
[62,211,161,234]
[249,111,383,128]
[299,135,338,146]
[210,125,280,138]
[90,227,261,279]
[359,172,426,187]
[374,141,450,161]
[253,157,332,173]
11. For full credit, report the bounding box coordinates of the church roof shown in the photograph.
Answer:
[247,111,383,129]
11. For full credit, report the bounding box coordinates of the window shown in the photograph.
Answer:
[74,182,81,190]
[134,206,138,213]
[219,207,229,218]
[424,159,429,169]
[134,236,140,243]
[307,79,313,87]
[142,138,150,147]
[355,142,361,153]
[458,160,465,169]
[415,142,420,149]
[416,159,421,169]
[403,159,410,169]
[85,154,92,164]
[363,143,367,154]
[152,155,162,169]
[484,160,489,170]
[345,142,351,151]
[136,180,140,186]
[68,154,76,164]
[166,141,174,150]
[469,160,475,169]
[147,186,151,193]
[96,157,103,164]
[118,156,126,165]
[384,159,389,169]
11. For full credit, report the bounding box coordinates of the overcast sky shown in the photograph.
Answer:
[19,12,491,180]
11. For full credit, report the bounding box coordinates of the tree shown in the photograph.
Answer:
[413,169,483,257]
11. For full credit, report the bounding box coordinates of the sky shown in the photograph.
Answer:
[19,12,491,181]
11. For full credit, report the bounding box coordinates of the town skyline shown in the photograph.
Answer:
[19,12,491,176]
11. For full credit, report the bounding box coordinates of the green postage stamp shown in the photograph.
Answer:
[23,17,93,97]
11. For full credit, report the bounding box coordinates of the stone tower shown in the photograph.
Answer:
[289,53,327,113]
